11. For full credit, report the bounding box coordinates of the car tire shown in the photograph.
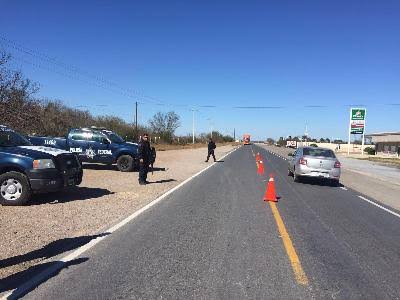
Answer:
[76,169,83,185]
[331,179,340,187]
[0,171,31,206]
[117,155,134,172]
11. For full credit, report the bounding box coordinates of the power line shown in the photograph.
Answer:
[0,35,169,106]
[1,36,400,111]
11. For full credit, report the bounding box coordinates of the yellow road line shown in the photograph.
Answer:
[269,202,309,286]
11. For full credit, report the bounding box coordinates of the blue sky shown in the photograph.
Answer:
[1,0,399,140]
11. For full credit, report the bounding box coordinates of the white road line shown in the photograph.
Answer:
[0,147,240,300]
[340,187,348,191]
[357,195,400,219]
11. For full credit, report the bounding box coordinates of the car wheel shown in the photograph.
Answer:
[331,179,340,187]
[117,155,134,172]
[0,171,31,206]
[76,169,83,185]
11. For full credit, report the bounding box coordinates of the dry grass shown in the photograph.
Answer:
[354,156,400,167]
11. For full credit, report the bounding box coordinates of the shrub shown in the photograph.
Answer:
[364,147,375,155]
[309,143,318,147]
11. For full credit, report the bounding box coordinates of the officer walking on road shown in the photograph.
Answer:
[205,137,216,162]
[138,133,152,185]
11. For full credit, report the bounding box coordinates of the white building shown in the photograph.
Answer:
[366,132,400,157]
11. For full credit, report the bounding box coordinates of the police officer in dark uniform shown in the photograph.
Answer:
[138,133,152,185]
[205,137,216,162]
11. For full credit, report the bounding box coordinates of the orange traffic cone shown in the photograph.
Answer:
[263,174,278,202]
[257,160,265,175]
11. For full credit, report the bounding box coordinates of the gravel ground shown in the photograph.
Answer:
[0,145,236,281]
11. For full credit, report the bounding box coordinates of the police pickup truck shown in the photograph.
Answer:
[0,125,83,205]
[28,127,154,172]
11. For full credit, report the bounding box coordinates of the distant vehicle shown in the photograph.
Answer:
[243,134,251,145]
[29,127,156,172]
[0,125,82,205]
[287,146,341,186]
[286,140,297,148]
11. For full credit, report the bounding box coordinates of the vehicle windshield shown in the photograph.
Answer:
[303,148,336,158]
[0,130,32,147]
[106,132,125,144]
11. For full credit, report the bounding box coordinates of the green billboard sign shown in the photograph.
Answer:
[349,108,366,134]
[351,108,366,121]
[348,108,367,154]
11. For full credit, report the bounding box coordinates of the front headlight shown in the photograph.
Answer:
[33,159,56,169]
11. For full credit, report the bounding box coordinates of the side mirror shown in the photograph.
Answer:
[288,152,293,157]
[103,138,111,145]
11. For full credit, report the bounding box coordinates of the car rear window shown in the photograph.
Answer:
[303,148,336,158]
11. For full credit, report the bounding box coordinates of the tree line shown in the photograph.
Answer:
[0,51,233,144]
[270,136,346,147]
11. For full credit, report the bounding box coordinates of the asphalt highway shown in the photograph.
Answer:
[21,145,400,299]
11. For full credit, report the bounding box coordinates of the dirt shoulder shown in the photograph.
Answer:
[0,145,236,282]
[344,155,400,168]
[258,144,400,212]
[154,142,240,151]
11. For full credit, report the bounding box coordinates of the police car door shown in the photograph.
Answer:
[88,132,112,163]
[68,129,89,162]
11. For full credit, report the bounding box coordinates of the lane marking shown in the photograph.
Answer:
[340,187,348,191]
[0,147,240,300]
[268,202,309,286]
[357,195,400,219]
[251,146,255,157]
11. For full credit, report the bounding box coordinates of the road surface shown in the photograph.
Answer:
[7,145,400,299]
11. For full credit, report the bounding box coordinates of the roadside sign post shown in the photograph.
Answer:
[347,109,351,155]
[361,110,367,156]
[347,108,367,155]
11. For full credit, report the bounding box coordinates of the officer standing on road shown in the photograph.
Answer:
[205,137,217,162]
[138,133,151,185]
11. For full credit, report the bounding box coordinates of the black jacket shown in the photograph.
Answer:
[208,141,216,152]
[138,140,152,162]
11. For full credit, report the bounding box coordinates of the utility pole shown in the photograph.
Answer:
[304,123,309,146]
[234,128,235,141]
[192,109,195,144]
[135,101,138,141]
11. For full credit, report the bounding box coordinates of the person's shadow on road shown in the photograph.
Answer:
[0,233,109,295]
[0,233,109,270]
[0,258,89,296]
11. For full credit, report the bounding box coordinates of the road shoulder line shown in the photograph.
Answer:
[357,195,400,219]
